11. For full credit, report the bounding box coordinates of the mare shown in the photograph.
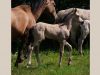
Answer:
[11,0,58,67]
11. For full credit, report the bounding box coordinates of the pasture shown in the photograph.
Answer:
[12,49,90,75]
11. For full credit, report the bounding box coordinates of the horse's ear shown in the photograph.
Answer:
[74,8,77,13]
[75,8,80,16]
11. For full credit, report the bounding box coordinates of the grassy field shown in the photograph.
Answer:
[11,49,90,75]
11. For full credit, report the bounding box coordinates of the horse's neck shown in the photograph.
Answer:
[19,5,32,12]
[33,1,47,21]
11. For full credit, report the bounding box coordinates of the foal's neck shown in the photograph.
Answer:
[64,13,75,31]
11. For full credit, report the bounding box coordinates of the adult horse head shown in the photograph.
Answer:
[12,0,57,40]
[11,0,57,67]
[44,0,58,20]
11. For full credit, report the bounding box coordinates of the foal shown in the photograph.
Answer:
[55,8,90,55]
[27,8,77,67]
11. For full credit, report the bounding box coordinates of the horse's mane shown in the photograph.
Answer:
[12,0,42,10]
[62,8,75,22]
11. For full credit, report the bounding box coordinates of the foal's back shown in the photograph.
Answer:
[34,22,69,40]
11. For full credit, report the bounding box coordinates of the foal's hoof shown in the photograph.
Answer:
[26,64,32,68]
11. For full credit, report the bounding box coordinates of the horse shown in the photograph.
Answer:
[55,8,90,55]
[11,0,58,67]
[26,8,78,67]
[78,18,90,55]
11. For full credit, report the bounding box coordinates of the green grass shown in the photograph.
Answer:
[11,49,90,75]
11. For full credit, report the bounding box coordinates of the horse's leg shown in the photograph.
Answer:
[64,40,72,65]
[15,31,29,67]
[27,39,40,67]
[15,40,25,67]
[23,31,30,59]
[59,41,64,67]
[27,43,34,67]
[78,31,89,55]
[34,42,41,66]
[78,37,84,55]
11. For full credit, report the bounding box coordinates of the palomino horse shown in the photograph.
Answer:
[11,0,58,67]
[55,8,90,55]
[27,8,77,67]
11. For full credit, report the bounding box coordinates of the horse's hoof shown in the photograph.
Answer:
[24,55,28,59]
[14,62,18,67]
[79,53,84,56]
[58,63,61,67]
[79,51,84,55]
[18,58,24,63]
[26,64,32,68]
[68,61,72,66]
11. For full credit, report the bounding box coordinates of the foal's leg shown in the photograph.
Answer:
[34,42,41,66]
[27,39,42,67]
[64,40,72,65]
[27,43,34,67]
[59,41,64,67]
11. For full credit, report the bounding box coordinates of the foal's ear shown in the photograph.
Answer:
[73,8,77,14]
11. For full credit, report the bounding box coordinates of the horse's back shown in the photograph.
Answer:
[56,8,74,23]
[77,8,90,20]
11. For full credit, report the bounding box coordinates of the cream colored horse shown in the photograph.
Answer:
[27,8,77,67]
